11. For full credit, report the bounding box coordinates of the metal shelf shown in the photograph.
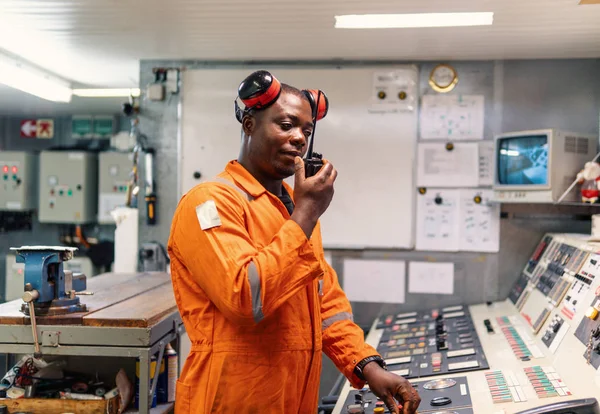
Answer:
[500,202,600,216]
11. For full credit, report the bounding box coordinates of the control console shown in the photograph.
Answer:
[375,305,488,379]
[574,286,600,369]
[331,233,600,414]
[342,376,473,414]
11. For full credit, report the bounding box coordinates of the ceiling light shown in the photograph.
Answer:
[334,12,494,29]
[0,51,72,102]
[72,88,141,98]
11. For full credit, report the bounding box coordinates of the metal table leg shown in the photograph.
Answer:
[138,349,151,414]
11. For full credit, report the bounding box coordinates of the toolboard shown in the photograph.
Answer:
[332,233,600,414]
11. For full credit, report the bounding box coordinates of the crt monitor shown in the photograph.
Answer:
[493,129,597,203]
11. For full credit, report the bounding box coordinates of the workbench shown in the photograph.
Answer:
[0,271,185,414]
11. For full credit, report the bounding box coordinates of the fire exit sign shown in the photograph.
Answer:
[72,115,116,139]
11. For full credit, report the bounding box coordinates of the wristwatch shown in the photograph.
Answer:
[354,355,387,380]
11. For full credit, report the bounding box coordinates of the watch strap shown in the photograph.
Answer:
[354,355,386,381]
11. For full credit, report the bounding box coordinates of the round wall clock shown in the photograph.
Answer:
[429,64,458,93]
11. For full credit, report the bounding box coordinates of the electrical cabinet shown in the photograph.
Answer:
[38,151,98,224]
[0,151,37,211]
[98,151,132,224]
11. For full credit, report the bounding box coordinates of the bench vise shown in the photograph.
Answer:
[10,246,89,316]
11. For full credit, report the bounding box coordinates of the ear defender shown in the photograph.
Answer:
[234,70,282,123]
[303,89,329,121]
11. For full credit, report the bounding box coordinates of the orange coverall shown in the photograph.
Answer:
[168,160,379,413]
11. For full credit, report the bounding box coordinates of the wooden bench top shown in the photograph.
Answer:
[0,272,180,328]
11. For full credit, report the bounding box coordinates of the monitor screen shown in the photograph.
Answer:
[497,134,549,185]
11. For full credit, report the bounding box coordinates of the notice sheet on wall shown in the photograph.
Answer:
[369,70,418,113]
[415,188,500,252]
[416,142,480,188]
[459,189,500,252]
[343,259,406,303]
[415,189,461,252]
[419,94,485,140]
[408,262,455,295]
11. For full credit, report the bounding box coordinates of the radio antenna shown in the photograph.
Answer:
[306,92,321,159]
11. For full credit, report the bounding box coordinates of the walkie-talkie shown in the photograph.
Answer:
[303,89,328,178]
[304,153,323,178]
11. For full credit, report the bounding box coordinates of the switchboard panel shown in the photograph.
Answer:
[332,233,600,414]
[0,151,37,211]
[375,306,489,379]
[98,151,132,224]
[38,151,98,223]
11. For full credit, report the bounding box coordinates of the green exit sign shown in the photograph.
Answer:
[72,116,93,139]
[71,115,115,139]
[93,116,115,138]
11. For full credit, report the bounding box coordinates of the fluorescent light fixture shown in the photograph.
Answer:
[334,12,494,29]
[0,51,72,102]
[73,88,141,98]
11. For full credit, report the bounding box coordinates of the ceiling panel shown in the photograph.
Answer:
[0,0,597,90]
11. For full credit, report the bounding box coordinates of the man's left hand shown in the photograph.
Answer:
[363,362,421,414]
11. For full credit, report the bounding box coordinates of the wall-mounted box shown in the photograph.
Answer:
[0,151,37,211]
[38,151,98,224]
[98,151,133,224]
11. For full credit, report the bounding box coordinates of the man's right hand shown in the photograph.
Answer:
[291,156,338,238]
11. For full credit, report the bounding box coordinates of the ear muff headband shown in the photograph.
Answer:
[303,89,329,121]
[235,70,282,123]
[240,75,281,109]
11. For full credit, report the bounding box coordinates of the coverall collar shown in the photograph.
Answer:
[226,160,294,200]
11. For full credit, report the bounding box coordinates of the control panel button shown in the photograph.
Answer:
[585,307,599,320]
[430,396,452,406]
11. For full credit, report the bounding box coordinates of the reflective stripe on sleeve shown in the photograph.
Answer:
[248,261,264,323]
[322,312,353,331]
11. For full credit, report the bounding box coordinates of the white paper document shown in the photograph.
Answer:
[459,189,500,252]
[416,142,480,188]
[419,95,485,140]
[415,189,461,251]
[369,70,417,113]
[415,189,501,252]
[408,262,455,295]
[111,207,139,273]
[478,141,495,186]
[343,259,406,303]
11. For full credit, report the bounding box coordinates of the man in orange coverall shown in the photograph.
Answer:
[168,70,421,414]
